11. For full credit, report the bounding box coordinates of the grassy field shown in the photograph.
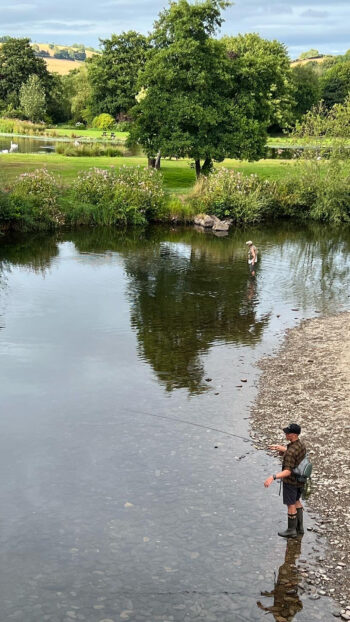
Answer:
[0,153,296,194]
[46,127,129,142]
[267,136,350,148]
[44,57,84,75]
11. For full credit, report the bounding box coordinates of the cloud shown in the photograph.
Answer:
[300,9,329,18]
[0,0,348,57]
[1,3,36,10]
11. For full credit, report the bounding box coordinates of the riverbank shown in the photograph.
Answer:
[251,312,350,612]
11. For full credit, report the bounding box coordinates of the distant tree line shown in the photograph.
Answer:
[0,5,349,146]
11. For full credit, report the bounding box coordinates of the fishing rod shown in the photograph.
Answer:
[83,407,252,443]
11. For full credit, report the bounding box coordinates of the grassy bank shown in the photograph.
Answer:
[1,154,349,232]
[46,127,129,141]
[0,153,295,194]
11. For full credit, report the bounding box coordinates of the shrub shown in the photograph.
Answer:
[68,166,165,225]
[190,169,278,224]
[275,159,350,223]
[9,169,63,230]
[0,190,11,225]
[92,113,115,131]
[116,121,131,132]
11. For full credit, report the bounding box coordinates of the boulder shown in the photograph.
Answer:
[212,216,230,231]
[194,214,215,228]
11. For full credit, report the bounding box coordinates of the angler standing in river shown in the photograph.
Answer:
[246,240,257,276]
[264,423,306,538]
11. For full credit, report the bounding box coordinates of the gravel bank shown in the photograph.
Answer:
[251,312,350,614]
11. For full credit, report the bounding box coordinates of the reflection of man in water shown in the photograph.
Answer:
[246,241,257,276]
[257,538,303,621]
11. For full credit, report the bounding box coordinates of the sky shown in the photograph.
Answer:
[0,0,349,59]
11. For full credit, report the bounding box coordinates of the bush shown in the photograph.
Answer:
[92,114,115,131]
[9,169,64,230]
[116,121,131,132]
[67,166,165,225]
[0,190,11,225]
[190,169,278,224]
[281,163,350,223]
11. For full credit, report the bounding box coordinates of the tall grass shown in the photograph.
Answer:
[0,118,46,135]
[55,143,124,157]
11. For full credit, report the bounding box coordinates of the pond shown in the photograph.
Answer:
[1,224,350,622]
[0,134,62,154]
[0,134,128,155]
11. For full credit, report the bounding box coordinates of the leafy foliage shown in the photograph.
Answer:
[92,113,115,130]
[9,169,63,230]
[291,64,320,121]
[190,169,277,223]
[130,1,292,175]
[68,166,165,225]
[0,38,51,109]
[320,60,350,107]
[88,31,149,118]
[298,49,320,60]
[19,74,46,122]
[223,33,293,130]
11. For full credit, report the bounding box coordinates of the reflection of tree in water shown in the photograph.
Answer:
[0,233,60,333]
[123,243,269,394]
[0,233,59,274]
[257,538,303,621]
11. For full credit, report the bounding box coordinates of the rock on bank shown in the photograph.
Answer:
[251,312,350,608]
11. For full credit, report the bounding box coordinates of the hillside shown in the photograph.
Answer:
[291,55,333,67]
[34,42,98,75]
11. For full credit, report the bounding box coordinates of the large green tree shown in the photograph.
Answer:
[291,64,320,120]
[223,33,293,129]
[87,31,149,119]
[130,1,291,175]
[0,38,51,109]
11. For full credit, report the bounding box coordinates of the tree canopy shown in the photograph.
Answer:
[130,2,292,174]
[19,74,46,122]
[291,64,320,120]
[320,60,350,107]
[0,38,51,109]
[87,31,150,119]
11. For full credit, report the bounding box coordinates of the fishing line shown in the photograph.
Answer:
[83,407,252,443]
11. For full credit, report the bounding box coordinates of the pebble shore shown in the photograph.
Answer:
[250,312,350,618]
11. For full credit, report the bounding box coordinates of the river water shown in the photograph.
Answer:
[0,224,350,622]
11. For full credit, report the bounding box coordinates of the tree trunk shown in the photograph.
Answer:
[195,159,201,178]
[155,151,161,170]
[148,157,156,169]
[202,157,212,176]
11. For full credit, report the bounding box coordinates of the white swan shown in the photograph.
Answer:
[1,149,9,154]
[9,141,18,153]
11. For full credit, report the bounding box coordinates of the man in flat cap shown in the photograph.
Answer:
[264,423,306,538]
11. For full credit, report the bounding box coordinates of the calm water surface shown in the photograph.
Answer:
[1,224,350,622]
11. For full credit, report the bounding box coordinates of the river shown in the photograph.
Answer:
[0,224,349,621]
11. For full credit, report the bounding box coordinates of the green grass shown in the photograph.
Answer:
[46,127,129,142]
[267,135,350,148]
[0,154,297,195]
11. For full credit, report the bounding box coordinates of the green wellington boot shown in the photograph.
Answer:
[278,514,298,538]
[296,507,304,535]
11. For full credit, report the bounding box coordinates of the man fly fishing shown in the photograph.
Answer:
[264,423,306,538]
